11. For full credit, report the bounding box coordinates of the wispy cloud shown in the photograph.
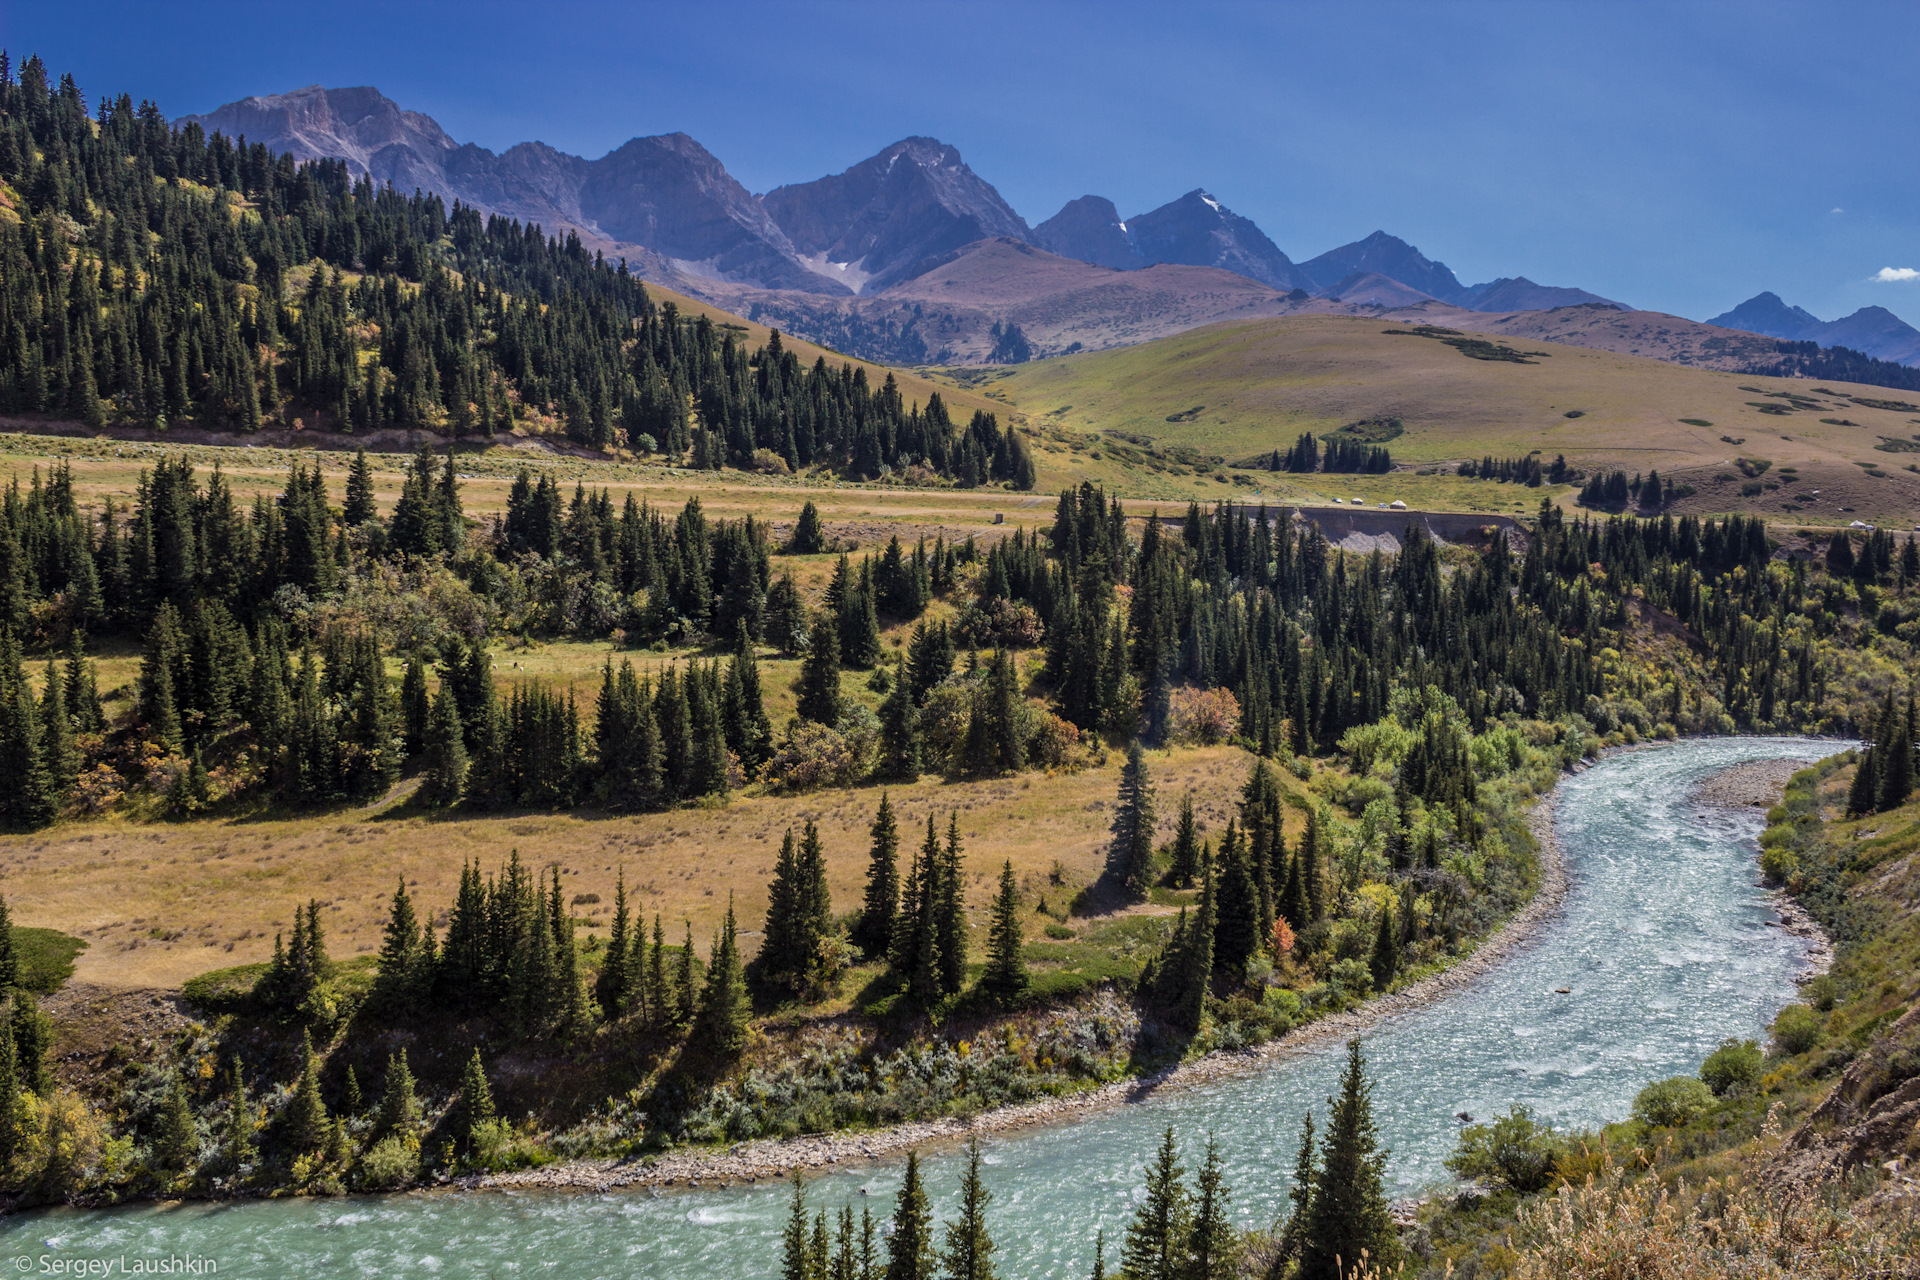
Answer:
[1873,267,1919,282]
[1831,207,1844,214]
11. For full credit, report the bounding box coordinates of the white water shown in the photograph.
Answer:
[3,738,1832,1278]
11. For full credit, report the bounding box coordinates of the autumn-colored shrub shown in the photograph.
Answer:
[1169,686,1241,745]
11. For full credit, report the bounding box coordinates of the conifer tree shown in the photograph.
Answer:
[645,915,669,1027]
[1299,1039,1399,1280]
[782,1175,814,1280]
[695,897,750,1056]
[1368,903,1399,990]
[797,613,843,725]
[374,1049,420,1137]
[877,676,922,780]
[1272,1111,1316,1275]
[791,501,827,554]
[675,920,699,1026]
[371,876,423,1009]
[0,892,16,990]
[282,1029,331,1152]
[855,794,900,959]
[982,860,1027,1001]
[1213,822,1260,979]
[155,1074,199,1176]
[1849,747,1880,817]
[9,989,51,1098]
[454,1048,495,1145]
[400,653,430,755]
[1121,1128,1191,1280]
[1110,742,1157,898]
[344,449,377,526]
[219,1056,255,1169]
[942,1137,998,1280]
[885,1151,936,1280]
[420,684,469,806]
[1088,1233,1106,1280]
[936,815,968,995]
[763,828,804,987]
[596,870,632,1019]
[1186,1136,1237,1280]
[1167,792,1200,888]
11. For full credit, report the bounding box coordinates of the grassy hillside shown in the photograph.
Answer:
[979,315,1920,526]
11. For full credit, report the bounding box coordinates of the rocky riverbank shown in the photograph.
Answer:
[1689,755,1835,981]
[460,788,1574,1196]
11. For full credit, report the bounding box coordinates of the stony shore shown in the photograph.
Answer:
[1686,755,1836,982]
[461,785,1575,1197]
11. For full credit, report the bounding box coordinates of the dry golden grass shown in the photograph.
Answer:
[0,745,1275,992]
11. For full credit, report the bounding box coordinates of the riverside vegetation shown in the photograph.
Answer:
[2,47,1920,1280]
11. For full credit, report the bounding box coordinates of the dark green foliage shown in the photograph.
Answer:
[419,683,470,806]
[281,1030,330,1153]
[454,1048,495,1145]
[943,1137,998,1280]
[1444,1103,1559,1195]
[154,1075,199,1175]
[885,1151,936,1280]
[855,794,900,959]
[1121,1128,1190,1280]
[1167,792,1200,888]
[1212,822,1260,979]
[761,825,833,993]
[982,860,1028,1001]
[1368,904,1400,989]
[1186,1136,1238,1280]
[695,898,750,1056]
[374,1049,420,1138]
[1110,742,1156,898]
[797,613,844,725]
[1299,1038,1399,1280]
[10,988,52,1096]
[790,501,826,554]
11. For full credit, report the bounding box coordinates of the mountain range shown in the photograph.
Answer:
[180,85,1919,372]
[1706,292,1920,368]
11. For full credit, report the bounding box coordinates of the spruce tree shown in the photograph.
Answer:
[695,897,750,1057]
[782,1175,814,1280]
[675,920,699,1026]
[374,1049,420,1137]
[1849,748,1880,816]
[877,676,923,780]
[400,653,430,755]
[420,684,469,806]
[1299,1039,1399,1280]
[219,1057,255,1169]
[1110,742,1157,898]
[1213,822,1260,979]
[763,827,804,987]
[1272,1111,1316,1275]
[936,814,968,996]
[371,876,423,1010]
[0,891,16,990]
[344,448,377,526]
[797,613,843,725]
[10,990,52,1097]
[597,870,631,1019]
[282,1029,331,1152]
[942,1137,998,1280]
[155,1074,199,1176]
[1121,1128,1191,1280]
[1186,1136,1237,1280]
[1368,904,1399,990]
[455,1048,495,1145]
[791,501,827,554]
[1168,792,1200,888]
[885,1151,936,1280]
[982,860,1027,1001]
[855,794,901,959]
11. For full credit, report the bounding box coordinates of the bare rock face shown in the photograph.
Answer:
[1122,189,1312,292]
[179,87,842,294]
[761,137,1031,294]
[1709,293,1920,367]
[1033,196,1147,271]
[1453,276,1622,313]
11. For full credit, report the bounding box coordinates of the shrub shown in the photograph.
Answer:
[1168,686,1241,745]
[1772,1003,1823,1055]
[1631,1076,1713,1129]
[955,597,1044,647]
[1759,844,1798,883]
[750,448,791,476]
[1699,1038,1763,1095]
[1027,705,1083,768]
[759,721,861,792]
[1446,1103,1561,1193]
[356,1134,420,1190]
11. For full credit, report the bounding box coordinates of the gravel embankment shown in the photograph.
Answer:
[1689,756,1835,980]
[462,790,1574,1196]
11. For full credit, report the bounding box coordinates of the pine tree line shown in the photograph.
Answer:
[0,55,1037,487]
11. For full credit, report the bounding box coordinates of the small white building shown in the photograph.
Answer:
[1390,499,1408,510]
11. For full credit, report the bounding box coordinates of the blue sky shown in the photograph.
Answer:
[5,0,1917,326]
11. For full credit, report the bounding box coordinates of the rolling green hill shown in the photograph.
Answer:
[975,315,1920,526]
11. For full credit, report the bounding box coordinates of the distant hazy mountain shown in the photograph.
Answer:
[1707,292,1920,367]
[180,85,840,293]
[1032,196,1147,270]
[1453,277,1622,312]
[1298,231,1464,301]
[758,137,1031,294]
[1120,190,1312,291]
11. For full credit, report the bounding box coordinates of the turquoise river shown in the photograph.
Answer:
[3,737,1836,1278]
